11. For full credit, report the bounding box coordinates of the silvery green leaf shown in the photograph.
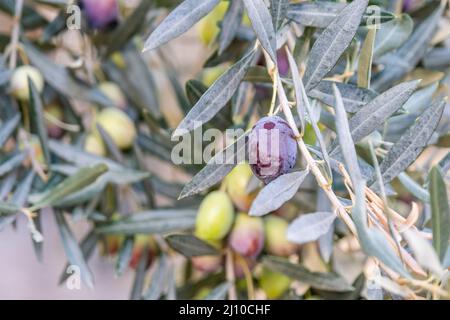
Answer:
[54,212,95,289]
[143,0,220,52]
[249,170,310,217]
[0,152,26,177]
[372,6,443,91]
[287,2,393,29]
[376,98,446,186]
[316,189,334,263]
[403,82,438,114]
[404,229,445,278]
[270,0,289,30]
[243,0,277,63]
[179,131,248,199]
[332,84,363,184]
[96,209,197,235]
[373,14,413,58]
[0,201,21,217]
[173,49,256,137]
[204,282,231,300]
[28,78,51,167]
[438,151,450,173]
[219,0,244,55]
[398,172,429,203]
[115,236,135,277]
[130,243,150,300]
[357,28,376,89]
[429,166,450,261]
[333,85,408,277]
[303,0,368,91]
[423,47,450,69]
[143,255,168,300]
[165,234,219,257]
[0,114,20,146]
[263,256,354,292]
[287,211,336,245]
[309,81,377,113]
[345,80,420,146]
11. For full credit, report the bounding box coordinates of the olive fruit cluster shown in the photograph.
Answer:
[248,116,298,184]
[193,162,298,299]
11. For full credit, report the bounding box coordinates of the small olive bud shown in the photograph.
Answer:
[195,191,235,242]
[95,108,136,150]
[10,66,44,101]
[249,116,298,184]
[229,213,264,258]
[264,216,298,257]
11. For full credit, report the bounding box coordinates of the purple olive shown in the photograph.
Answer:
[229,213,264,258]
[80,0,119,30]
[248,116,297,184]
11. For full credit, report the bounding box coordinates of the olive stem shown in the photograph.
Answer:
[8,0,24,69]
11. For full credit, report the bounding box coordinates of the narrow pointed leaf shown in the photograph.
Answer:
[303,0,368,91]
[219,0,244,55]
[165,234,219,257]
[287,211,336,245]
[143,0,220,52]
[243,0,277,63]
[249,170,310,217]
[173,50,256,137]
[270,0,289,30]
[54,212,95,289]
[263,256,353,292]
[357,28,376,88]
[429,166,450,261]
[115,236,135,277]
[376,99,446,185]
[0,114,20,146]
[204,282,231,300]
[374,14,413,58]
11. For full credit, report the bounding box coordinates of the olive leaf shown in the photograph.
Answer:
[263,256,354,292]
[357,28,376,89]
[165,234,219,257]
[28,78,51,167]
[204,282,231,300]
[96,209,197,235]
[373,14,414,58]
[143,255,169,300]
[287,1,394,29]
[173,49,256,137]
[143,0,221,52]
[242,0,277,64]
[303,0,369,91]
[372,6,443,91]
[115,236,135,277]
[219,0,244,55]
[270,0,289,30]
[429,166,450,262]
[0,114,20,146]
[179,131,249,199]
[54,212,95,289]
[287,211,336,245]
[375,98,446,186]
[30,164,109,210]
[342,80,420,147]
[249,170,310,217]
[308,81,377,113]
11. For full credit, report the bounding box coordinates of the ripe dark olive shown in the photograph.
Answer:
[248,116,297,184]
[80,0,119,30]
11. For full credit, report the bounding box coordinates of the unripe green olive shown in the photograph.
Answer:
[85,133,106,157]
[198,1,228,45]
[229,213,264,258]
[98,82,127,110]
[224,163,257,212]
[202,65,228,87]
[195,191,235,241]
[10,66,44,101]
[264,216,298,257]
[95,108,136,150]
[259,267,291,299]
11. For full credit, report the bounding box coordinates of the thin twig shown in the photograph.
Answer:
[8,0,24,69]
